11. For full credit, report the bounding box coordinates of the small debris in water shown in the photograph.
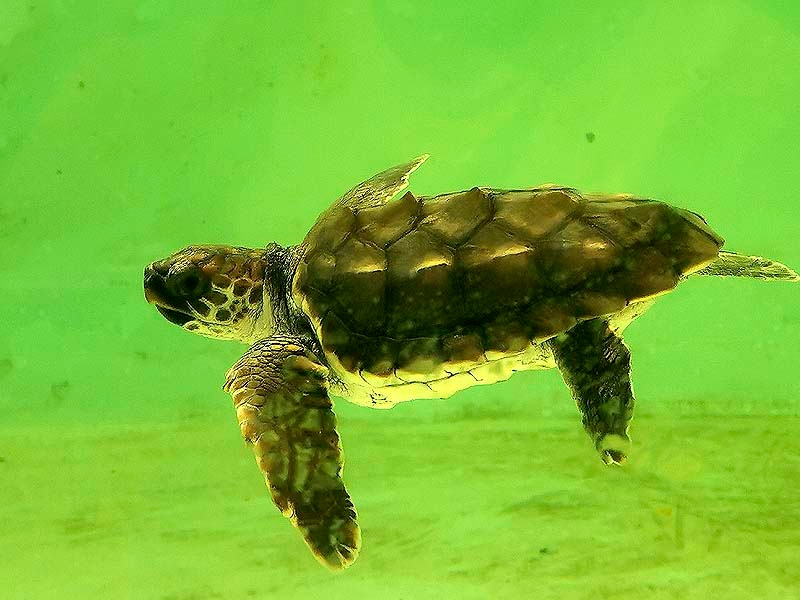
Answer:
[51,380,71,402]
[585,132,596,143]
[0,358,12,379]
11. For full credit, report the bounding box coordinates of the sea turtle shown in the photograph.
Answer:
[143,155,798,570]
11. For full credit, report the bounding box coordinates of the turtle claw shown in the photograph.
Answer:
[601,449,627,465]
[311,522,361,571]
[597,433,631,465]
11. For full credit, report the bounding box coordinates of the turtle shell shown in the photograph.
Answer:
[292,186,723,380]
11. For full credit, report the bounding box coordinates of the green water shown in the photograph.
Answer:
[2,2,799,598]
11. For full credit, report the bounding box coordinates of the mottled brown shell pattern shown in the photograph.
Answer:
[293,187,723,383]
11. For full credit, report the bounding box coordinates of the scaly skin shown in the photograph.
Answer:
[549,318,635,465]
[224,335,359,570]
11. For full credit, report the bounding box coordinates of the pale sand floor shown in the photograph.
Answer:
[2,401,799,600]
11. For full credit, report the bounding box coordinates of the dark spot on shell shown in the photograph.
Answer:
[217,309,231,321]
[248,285,262,304]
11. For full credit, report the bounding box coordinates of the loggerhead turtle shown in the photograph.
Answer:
[143,155,798,570]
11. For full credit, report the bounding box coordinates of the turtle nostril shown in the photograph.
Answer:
[144,266,156,292]
[149,262,170,277]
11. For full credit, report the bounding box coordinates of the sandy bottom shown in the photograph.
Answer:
[2,403,799,600]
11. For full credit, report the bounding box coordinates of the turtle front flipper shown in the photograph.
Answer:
[223,335,360,570]
[334,154,429,211]
[549,318,635,465]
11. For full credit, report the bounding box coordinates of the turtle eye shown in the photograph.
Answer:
[170,268,208,298]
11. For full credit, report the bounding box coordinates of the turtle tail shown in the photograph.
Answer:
[692,251,800,281]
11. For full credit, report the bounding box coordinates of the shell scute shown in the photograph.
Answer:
[442,334,485,364]
[458,234,537,314]
[334,237,386,276]
[333,269,386,333]
[320,311,352,349]
[386,264,455,337]
[304,252,337,290]
[386,228,453,281]
[419,187,493,246]
[359,336,398,379]
[355,191,420,248]
[525,299,578,341]
[483,316,531,356]
[493,190,578,240]
[535,220,622,291]
[611,246,679,299]
[304,205,356,254]
[570,290,628,318]
[383,228,456,336]
[668,219,724,273]
[396,337,445,381]
[618,202,678,243]
[457,222,530,268]
[314,238,387,334]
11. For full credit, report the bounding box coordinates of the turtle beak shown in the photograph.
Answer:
[143,263,172,305]
[154,304,194,326]
[143,264,161,304]
[144,264,194,326]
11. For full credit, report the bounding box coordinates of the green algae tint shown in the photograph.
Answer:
[1,2,799,599]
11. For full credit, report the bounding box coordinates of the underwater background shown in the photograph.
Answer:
[1,1,799,598]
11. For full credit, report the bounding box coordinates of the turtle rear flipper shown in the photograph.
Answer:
[549,318,635,465]
[224,336,360,570]
[693,250,800,280]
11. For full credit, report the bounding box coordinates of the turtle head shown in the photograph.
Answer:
[144,245,272,342]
